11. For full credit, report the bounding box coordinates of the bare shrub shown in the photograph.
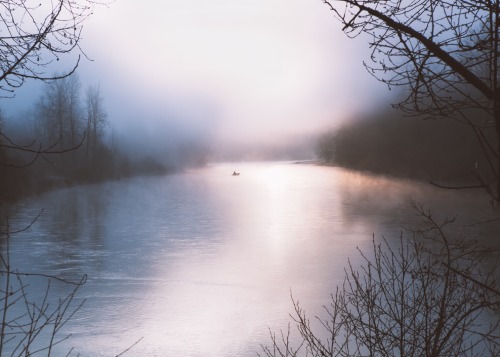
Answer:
[261,204,500,357]
[0,216,86,356]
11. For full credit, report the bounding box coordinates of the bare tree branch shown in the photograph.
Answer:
[321,0,500,201]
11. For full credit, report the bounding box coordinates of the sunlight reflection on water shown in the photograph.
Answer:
[4,161,496,356]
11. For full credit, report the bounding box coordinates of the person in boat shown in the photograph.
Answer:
[232,171,239,176]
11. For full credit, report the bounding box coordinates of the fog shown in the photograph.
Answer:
[2,0,391,161]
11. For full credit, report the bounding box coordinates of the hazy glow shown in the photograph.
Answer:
[77,0,386,143]
[0,0,389,150]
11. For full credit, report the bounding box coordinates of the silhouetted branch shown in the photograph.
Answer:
[262,204,500,356]
[0,216,89,356]
[0,209,44,235]
[321,0,500,200]
[115,337,144,357]
[429,169,497,202]
[429,180,495,191]
[0,1,104,96]
[443,263,500,298]
[0,131,86,168]
[0,271,87,287]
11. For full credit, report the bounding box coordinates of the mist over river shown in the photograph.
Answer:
[3,161,497,356]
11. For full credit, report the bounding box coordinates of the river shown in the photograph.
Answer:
[2,161,497,356]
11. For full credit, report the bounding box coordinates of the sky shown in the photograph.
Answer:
[3,0,390,151]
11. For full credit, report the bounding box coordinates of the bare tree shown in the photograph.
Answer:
[0,0,100,97]
[85,84,107,157]
[261,204,500,357]
[0,0,103,168]
[315,131,337,164]
[35,74,84,157]
[321,0,500,201]
[66,75,83,148]
[0,215,86,356]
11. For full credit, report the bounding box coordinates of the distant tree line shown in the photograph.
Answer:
[28,74,109,168]
[315,105,496,186]
[0,73,172,201]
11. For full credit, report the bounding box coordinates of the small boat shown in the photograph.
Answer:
[232,171,240,176]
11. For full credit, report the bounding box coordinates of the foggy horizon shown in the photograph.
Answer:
[1,0,392,160]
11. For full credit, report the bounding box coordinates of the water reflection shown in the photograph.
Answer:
[4,162,497,356]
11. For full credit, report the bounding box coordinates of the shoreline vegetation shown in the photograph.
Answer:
[315,106,497,190]
[0,73,208,204]
[0,155,174,203]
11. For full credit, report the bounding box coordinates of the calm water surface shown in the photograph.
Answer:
[4,162,497,356]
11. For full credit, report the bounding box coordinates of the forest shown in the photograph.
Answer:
[316,105,497,190]
[0,73,207,202]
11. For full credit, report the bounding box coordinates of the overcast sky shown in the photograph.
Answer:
[4,0,390,146]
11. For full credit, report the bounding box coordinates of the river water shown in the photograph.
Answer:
[2,161,498,356]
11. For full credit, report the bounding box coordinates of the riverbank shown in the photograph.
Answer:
[325,109,497,189]
[0,157,173,204]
